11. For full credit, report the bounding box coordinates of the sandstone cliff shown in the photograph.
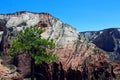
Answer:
[0,11,107,68]
[0,11,119,79]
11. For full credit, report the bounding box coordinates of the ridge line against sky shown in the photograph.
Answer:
[0,0,120,31]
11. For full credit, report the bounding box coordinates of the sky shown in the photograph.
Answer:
[0,0,120,32]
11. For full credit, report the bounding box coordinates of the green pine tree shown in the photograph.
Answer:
[8,26,58,80]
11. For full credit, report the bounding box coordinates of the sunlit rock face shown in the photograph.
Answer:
[0,11,120,79]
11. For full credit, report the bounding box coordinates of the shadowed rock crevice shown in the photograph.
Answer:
[33,62,116,80]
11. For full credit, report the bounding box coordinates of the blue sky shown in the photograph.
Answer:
[0,0,120,31]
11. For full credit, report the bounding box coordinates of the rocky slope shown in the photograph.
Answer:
[81,28,120,61]
[0,11,119,79]
[0,11,106,67]
[0,59,21,80]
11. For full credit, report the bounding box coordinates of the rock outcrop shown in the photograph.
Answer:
[0,59,22,80]
[0,11,119,79]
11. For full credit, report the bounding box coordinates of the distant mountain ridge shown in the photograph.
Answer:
[81,28,120,61]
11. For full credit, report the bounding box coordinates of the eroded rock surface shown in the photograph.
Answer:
[0,11,119,79]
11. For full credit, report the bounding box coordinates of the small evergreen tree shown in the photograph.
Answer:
[8,26,58,80]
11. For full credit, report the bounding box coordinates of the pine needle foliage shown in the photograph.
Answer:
[8,26,58,64]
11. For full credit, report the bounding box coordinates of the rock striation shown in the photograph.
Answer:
[0,11,106,68]
[0,11,119,79]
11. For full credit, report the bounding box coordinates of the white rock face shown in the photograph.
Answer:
[118,29,120,32]
[0,12,79,49]
[0,31,3,42]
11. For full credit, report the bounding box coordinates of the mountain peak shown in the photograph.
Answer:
[0,11,51,16]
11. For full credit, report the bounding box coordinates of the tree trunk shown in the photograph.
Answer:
[31,58,35,80]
